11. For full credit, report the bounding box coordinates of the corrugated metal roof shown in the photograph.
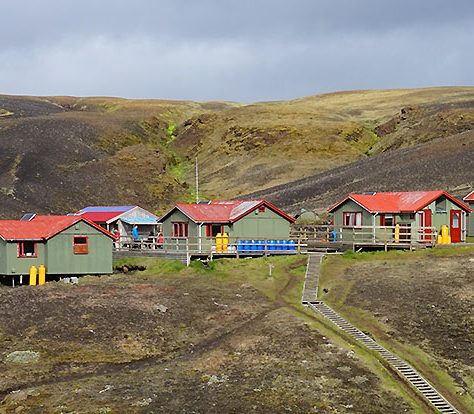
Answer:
[172,200,295,223]
[77,211,125,223]
[0,216,115,241]
[75,206,136,223]
[120,217,159,225]
[329,191,472,213]
[79,206,135,213]
[463,190,474,202]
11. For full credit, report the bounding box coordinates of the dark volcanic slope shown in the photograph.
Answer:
[246,130,474,213]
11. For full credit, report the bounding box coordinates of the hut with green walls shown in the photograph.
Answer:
[0,215,115,281]
[463,191,474,237]
[160,199,295,251]
[328,191,472,244]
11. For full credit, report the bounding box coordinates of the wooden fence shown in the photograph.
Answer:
[114,224,437,258]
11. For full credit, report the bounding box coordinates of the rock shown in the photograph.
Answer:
[156,304,168,313]
[98,385,114,394]
[133,397,152,407]
[70,277,79,284]
[6,351,40,364]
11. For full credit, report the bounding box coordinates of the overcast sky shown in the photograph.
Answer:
[1,0,473,102]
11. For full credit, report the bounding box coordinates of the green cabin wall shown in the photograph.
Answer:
[1,221,112,276]
[4,241,46,275]
[0,239,7,275]
[467,202,474,237]
[231,208,291,239]
[161,206,292,251]
[162,207,291,240]
[332,195,469,242]
[46,221,112,275]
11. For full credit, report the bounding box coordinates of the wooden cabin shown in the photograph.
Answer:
[463,191,474,237]
[0,215,114,279]
[329,191,472,244]
[160,200,295,251]
[74,205,160,240]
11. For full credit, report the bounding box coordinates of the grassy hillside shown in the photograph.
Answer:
[0,256,424,413]
[246,129,474,214]
[0,87,473,217]
[319,247,474,414]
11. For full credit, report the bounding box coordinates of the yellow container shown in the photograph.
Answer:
[38,265,46,285]
[440,224,451,244]
[29,265,37,286]
[394,224,400,243]
[222,232,229,251]
[216,233,223,251]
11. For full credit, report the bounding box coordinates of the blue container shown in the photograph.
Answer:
[246,239,253,252]
[243,240,249,252]
[257,240,264,251]
[278,240,284,251]
[267,240,274,251]
[237,240,244,252]
[288,240,295,251]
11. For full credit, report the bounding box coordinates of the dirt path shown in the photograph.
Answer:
[0,260,310,401]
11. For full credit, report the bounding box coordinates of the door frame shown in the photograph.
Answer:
[450,209,462,243]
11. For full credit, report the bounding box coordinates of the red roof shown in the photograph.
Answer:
[464,190,474,202]
[163,200,295,223]
[0,216,115,241]
[329,191,472,213]
[76,211,125,223]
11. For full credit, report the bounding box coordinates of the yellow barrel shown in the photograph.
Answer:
[437,234,443,245]
[29,265,37,286]
[216,233,223,251]
[394,224,400,243]
[38,265,46,285]
[440,224,450,244]
[222,232,229,251]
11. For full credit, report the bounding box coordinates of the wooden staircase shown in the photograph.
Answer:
[302,254,460,414]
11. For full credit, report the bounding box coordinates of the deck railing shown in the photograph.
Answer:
[114,236,304,255]
[113,224,437,256]
[291,225,437,248]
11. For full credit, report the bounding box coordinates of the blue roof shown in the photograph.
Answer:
[121,217,158,224]
[79,206,136,213]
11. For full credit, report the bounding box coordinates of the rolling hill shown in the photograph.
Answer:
[0,87,473,218]
[246,129,474,214]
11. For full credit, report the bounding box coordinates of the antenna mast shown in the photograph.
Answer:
[195,157,199,203]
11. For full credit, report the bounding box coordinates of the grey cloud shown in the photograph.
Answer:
[0,1,473,101]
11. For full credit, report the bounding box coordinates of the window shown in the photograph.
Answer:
[379,214,395,226]
[452,212,460,229]
[435,198,447,213]
[342,212,362,227]
[73,236,89,254]
[258,206,266,213]
[172,222,188,238]
[206,224,224,237]
[18,241,37,258]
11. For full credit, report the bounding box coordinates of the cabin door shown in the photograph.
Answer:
[450,210,462,243]
[423,209,432,241]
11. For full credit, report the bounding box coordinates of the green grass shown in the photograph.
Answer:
[319,249,474,413]
[340,244,474,261]
[110,255,436,411]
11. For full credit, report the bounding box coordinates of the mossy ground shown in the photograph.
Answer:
[0,255,420,413]
[319,246,474,413]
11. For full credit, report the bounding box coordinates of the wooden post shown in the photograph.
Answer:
[297,238,301,254]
